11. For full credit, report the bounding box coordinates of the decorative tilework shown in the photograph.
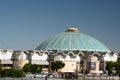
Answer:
[36,32,110,52]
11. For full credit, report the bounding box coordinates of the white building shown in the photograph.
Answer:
[0,28,119,74]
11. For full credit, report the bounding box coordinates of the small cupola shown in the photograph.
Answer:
[65,28,79,32]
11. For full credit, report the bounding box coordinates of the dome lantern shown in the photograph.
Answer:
[65,28,79,32]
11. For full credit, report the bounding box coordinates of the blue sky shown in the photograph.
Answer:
[0,0,120,52]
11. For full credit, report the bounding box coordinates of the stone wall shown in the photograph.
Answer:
[13,60,29,69]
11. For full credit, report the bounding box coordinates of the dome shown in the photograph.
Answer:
[36,28,110,52]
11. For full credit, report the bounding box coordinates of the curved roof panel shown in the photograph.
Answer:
[36,29,110,52]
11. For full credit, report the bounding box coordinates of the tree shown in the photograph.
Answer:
[0,60,2,76]
[31,64,42,74]
[51,61,65,72]
[106,61,115,80]
[115,57,120,80]
[81,68,87,74]
[1,69,25,77]
[22,63,42,74]
[106,61,113,75]
[13,69,25,78]
[22,63,31,72]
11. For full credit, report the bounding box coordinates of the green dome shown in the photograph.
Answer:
[36,28,110,52]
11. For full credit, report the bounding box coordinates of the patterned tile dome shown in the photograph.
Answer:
[36,28,110,52]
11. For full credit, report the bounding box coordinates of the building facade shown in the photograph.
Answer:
[0,28,119,74]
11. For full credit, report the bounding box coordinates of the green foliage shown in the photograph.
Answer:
[0,60,2,72]
[1,69,25,77]
[106,61,114,75]
[31,64,42,74]
[51,61,65,72]
[22,63,42,74]
[115,57,120,77]
[0,64,2,74]
[117,57,120,63]
[14,70,25,77]
[115,62,120,76]
[22,63,31,72]
[81,68,87,74]
[105,58,120,77]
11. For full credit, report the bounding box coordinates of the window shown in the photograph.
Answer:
[91,62,96,70]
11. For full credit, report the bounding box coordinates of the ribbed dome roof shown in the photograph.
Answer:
[36,28,110,52]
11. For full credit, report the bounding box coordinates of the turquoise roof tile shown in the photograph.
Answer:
[36,32,110,52]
